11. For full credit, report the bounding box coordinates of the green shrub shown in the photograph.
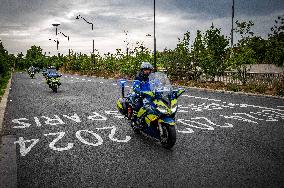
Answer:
[227,83,240,92]
[255,82,269,93]
[0,73,11,100]
[272,79,284,96]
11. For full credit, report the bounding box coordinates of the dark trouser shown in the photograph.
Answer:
[133,97,143,121]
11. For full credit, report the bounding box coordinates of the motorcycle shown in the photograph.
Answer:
[46,74,61,93]
[117,72,186,149]
[29,72,35,79]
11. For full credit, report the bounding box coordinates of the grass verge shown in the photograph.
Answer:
[0,73,11,102]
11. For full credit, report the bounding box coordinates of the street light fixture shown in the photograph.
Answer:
[52,23,60,35]
[76,15,95,53]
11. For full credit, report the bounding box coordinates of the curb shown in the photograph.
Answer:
[0,73,17,188]
[0,73,12,133]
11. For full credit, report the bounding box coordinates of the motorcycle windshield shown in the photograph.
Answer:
[148,72,172,92]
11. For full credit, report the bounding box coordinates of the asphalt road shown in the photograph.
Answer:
[1,72,284,188]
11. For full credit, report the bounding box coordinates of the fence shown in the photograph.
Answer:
[163,68,283,86]
[214,72,284,86]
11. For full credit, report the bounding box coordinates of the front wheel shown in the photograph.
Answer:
[52,85,58,93]
[160,125,176,149]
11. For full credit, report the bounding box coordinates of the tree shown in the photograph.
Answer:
[190,30,205,80]
[246,36,267,64]
[232,20,257,84]
[25,45,44,68]
[15,52,25,70]
[158,31,191,80]
[199,25,229,80]
[265,15,284,66]
[0,42,11,77]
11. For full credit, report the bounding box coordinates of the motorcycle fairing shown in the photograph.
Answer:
[158,117,176,126]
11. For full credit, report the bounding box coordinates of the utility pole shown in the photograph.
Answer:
[154,0,157,72]
[231,0,235,48]
[52,24,60,57]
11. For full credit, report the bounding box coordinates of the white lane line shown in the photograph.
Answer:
[184,95,284,112]
[100,82,103,84]
[71,77,74,79]
[112,83,118,86]
[88,80,92,82]
[82,79,86,81]
[178,110,188,113]
[208,98,221,102]
[76,78,79,80]
[182,95,221,102]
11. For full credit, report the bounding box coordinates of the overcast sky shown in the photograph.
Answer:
[0,0,283,56]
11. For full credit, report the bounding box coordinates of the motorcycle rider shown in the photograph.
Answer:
[131,62,153,125]
[28,66,36,74]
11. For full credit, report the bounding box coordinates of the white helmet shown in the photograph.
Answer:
[140,62,153,70]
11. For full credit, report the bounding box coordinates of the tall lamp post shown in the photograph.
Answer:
[153,0,157,72]
[52,23,60,56]
[76,15,95,54]
[231,0,235,48]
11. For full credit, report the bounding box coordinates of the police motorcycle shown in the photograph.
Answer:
[117,72,186,149]
[30,71,35,79]
[45,67,62,93]
[28,66,36,79]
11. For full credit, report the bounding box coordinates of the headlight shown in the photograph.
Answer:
[171,104,178,113]
[157,106,168,114]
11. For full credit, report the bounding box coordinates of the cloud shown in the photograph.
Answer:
[0,0,283,55]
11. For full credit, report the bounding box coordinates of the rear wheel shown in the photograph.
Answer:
[160,125,176,149]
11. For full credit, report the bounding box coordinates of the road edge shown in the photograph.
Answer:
[0,73,17,188]
[0,73,12,133]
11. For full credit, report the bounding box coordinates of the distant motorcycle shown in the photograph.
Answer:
[46,70,62,93]
[28,66,36,79]
[117,72,186,149]
[29,71,35,79]
[46,76,61,92]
